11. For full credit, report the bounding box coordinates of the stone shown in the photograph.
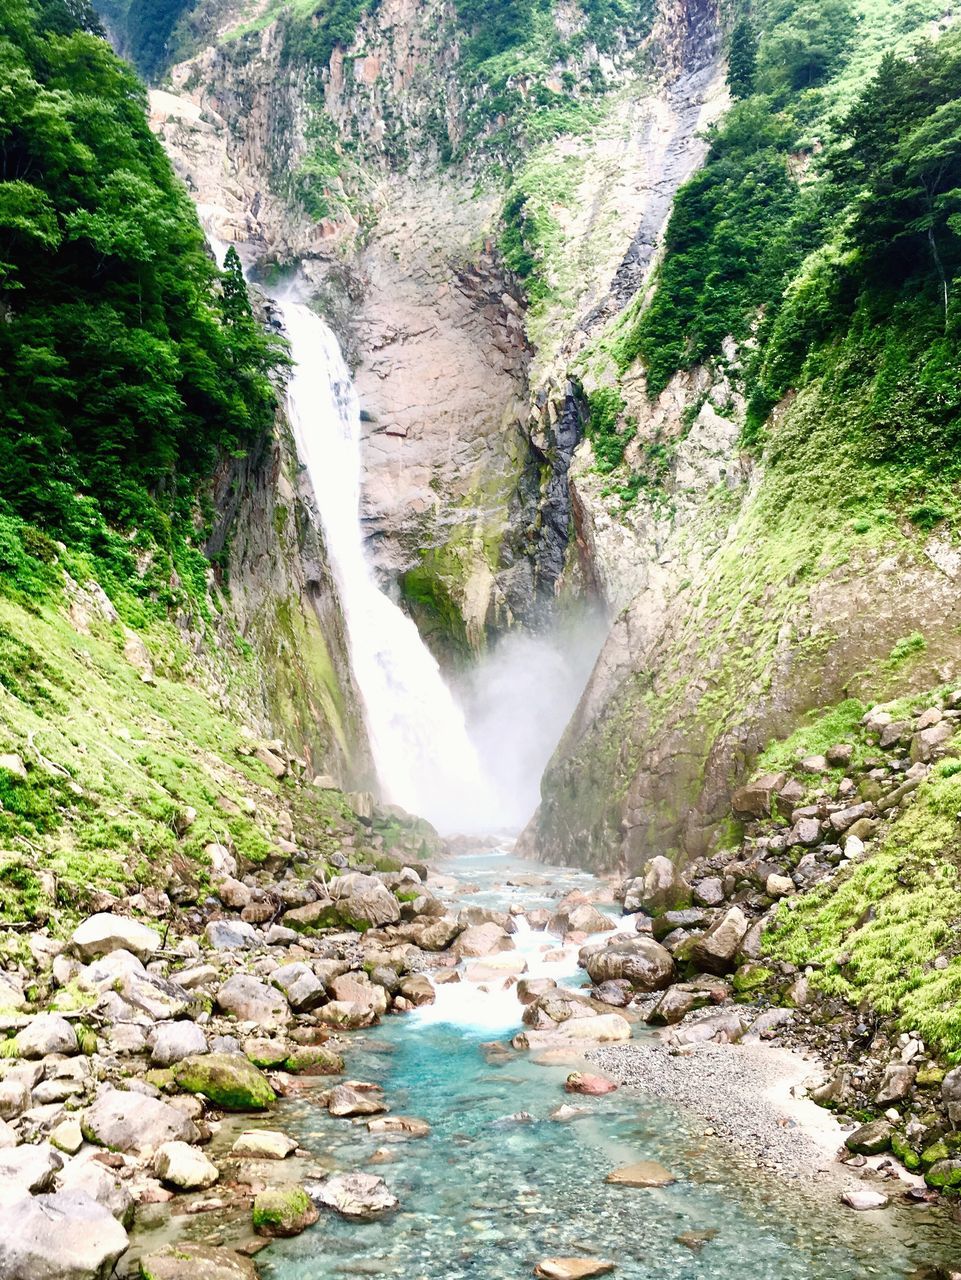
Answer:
[0,1189,129,1280]
[231,1130,298,1160]
[765,874,794,899]
[252,1185,320,1237]
[150,1021,207,1066]
[312,1171,398,1220]
[397,973,435,1005]
[57,1153,133,1223]
[926,1158,961,1190]
[118,972,193,1022]
[692,877,725,907]
[845,1119,893,1155]
[205,920,259,950]
[583,937,674,990]
[788,817,822,847]
[0,754,27,781]
[138,1242,257,1280]
[173,1053,275,1111]
[942,1065,961,1125]
[284,1045,345,1075]
[829,802,875,833]
[154,1140,219,1190]
[71,912,159,961]
[691,907,750,975]
[911,721,954,763]
[216,975,290,1028]
[16,1013,78,1058]
[670,1009,749,1046]
[216,877,251,910]
[646,986,704,1026]
[840,1189,889,1210]
[0,974,24,1012]
[0,1078,30,1120]
[367,1115,431,1137]
[0,1142,62,1200]
[548,904,614,937]
[826,744,854,766]
[606,1161,675,1187]
[731,773,785,819]
[513,1013,631,1049]
[565,1072,617,1096]
[875,1062,916,1106]
[327,874,401,928]
[82,1088,198,1154]
[800,755,829,774]
[326,1083,387,1118]
[450,923,514,958]
[270,962,326,1012]
[50,1116,84,1155]
[534,1261,615,1279]
[625,856,690,915]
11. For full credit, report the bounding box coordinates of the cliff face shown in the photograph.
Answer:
[147,0,726,661]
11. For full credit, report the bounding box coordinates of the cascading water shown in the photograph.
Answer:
[274,292,496,834]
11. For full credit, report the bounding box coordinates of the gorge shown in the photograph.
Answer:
[2,0,961,1275]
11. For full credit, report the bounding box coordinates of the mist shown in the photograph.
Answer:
[458,608,609,834]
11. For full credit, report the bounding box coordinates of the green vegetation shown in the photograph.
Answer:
[756,698,866,773]
[0,0,285,618]
[765,759,961,1057]
[585,386,632,474]
[94,0,193,78]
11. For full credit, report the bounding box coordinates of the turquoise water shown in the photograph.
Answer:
[260,852,961,1280]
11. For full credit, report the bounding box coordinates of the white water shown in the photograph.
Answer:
[275,293,498,834]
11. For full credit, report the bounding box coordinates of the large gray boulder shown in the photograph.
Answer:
[328,874,401,929]
[0,1189,129,1279]
[16,1013,78,1059]
[691,907,750,975]
[81,1088,198,1154]
[150,1021,208,1067]
[582,937,675,991]
[216,975,290,1029]
[0,1143,63,1205]
[450,923,514,959]
[71,913,159,962]
[624,857,691,916]
[312,1171,398,1220]
[56,1153,134,1224]
[137,1243,256,1280]
[270,963,326,1012]
[548,904,614,938]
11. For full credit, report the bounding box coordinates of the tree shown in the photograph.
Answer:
[727,17,757,99]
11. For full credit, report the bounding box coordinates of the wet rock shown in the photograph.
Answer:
[565,1072,617,1096]
[82,1088,198,1154]
[548,904,614,937]
[583,937,674,990]
[845,1120,893,1155]
[231,1129,298,1159]
[138,1242,257,1280]
[326,1083,388,1117]
[841,1189,889,1210]
[216,975,290,1029]
[513,1013,631,1049]
[252,1185,319,1237]
[154,1140,219,1190]
[367,1115,431,1137]
[669,1009,750,1046]
[691,907,749,975]
[0,1189,129,1280]
[71,913,159,962]
[284,1045,344,1075]
[875,1062,916,1106]
[450,923,514,958]
[173,1053,275,1111]
[517,978,558,1005]
[926,1159,961,1190]
[624,857,690,915]
[312,1171,398,1220]
[17,1013,78,1058]
[534,1260,615,1279]
[606,1160,675,1187]
[150,1021,207,1067]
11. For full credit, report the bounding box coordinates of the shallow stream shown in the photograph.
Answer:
[257,849,961,1280]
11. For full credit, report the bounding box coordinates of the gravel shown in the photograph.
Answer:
[586,1038,845,1182]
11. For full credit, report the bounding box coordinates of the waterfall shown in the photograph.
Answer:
[274,293,496,834]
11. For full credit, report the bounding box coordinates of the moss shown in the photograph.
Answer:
[252,1185,316,1237]
[926,1159,961,1190]
[283,1045,344,1074]
[756,699,867,774]
[922,1140,950,1169]
[732,963,773,994]
[173,1053,275,1110]
[890,1131,921,1171]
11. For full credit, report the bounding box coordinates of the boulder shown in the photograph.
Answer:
[646,985,710,1027]
[326,1083,387,1118]
[450,923,514,959]
[153,1140,219,1190]
[583,937,674,991]
[139,1243,257,1280]
[231,1130,297,1160]
[367,1115,431,1138]
[911,721,953,763]
[606,1160,675,1187]
[316,1000,378,1029]
[547,904,614,937]
[71,913,159,962]
[173,1053,275,1111]
[252,1185,319,1237]
[216,975,290,1029]
[942,1065,961,1125]
[845,1120,893,1155]
[731,773,785,819]
[691,907,750,975]
[692,877,725,908]
[16,1013,78,1058]
[327,875,401,929]
[397,974,435,1006]
[517,978,558,1005]
[513,1013,631,1050]
[82,1089,198,1154]
[840,1189,889,1210]
[150,1021,207,1067]
[565,1073,617,1096]
[284,1045,345,1075]
[312,1171,398,1220]
[829,803,875,833]
[624,857,690,915]
[926,1159,961,1190]
[56,1153,133,1224]
[0,1143,62,1202]
[119,972,193,1022]
[669,1009,750,1046]
[204,921,259,951]
[270,962,326,1012]
[0,1189,129,1280]
[787,817,822,847]
[0,1078,30,1120]
[874,1062,916,1107]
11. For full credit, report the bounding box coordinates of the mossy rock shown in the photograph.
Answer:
[284,1045,344,1075]
[252,1185,319,1237]
[916,1065,946,1088]
[890,1131,921,1171]
[173,1052,275,1110]
[925,1158,961,1190]
[921,1139,950,1169]
[145,1068,175,1091]
[732,963,773,994]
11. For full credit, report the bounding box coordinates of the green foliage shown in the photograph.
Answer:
[726,16,757,99]
[0,0,285,614]
[755,0,856,96]
[280,0,373,70]
[95,0,193,78]
[585,386,632,474]
[757,698,866,772]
